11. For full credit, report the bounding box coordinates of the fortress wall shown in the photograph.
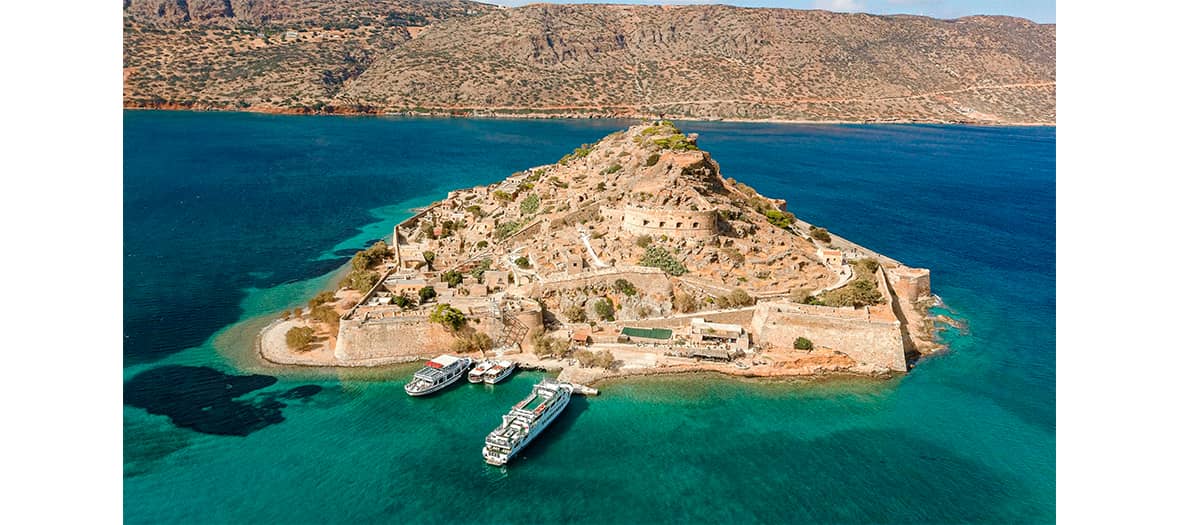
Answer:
[334,314,498,362]
[751,302,906,371]
[608,206,717,239]
[887,267,932,302]
[622,308,756,330]
[534,267,672,296]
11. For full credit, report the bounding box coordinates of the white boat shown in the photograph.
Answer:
[482,360,517,384]
[482,380,572,466]
[468,360,496,383]
[405,355,472,396]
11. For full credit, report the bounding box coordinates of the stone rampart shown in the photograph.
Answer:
[751,302,905,371]
[604,205,717,239]
[622,307,757,330]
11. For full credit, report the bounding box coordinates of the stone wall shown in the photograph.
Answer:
[622,307,757,330]
[887,267,932,302]
[750,302,906,371]
[604,205,717,239]
[335,316,451,362]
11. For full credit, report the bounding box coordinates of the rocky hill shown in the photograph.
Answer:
[123,0,495,111]
[125,3,1055,123]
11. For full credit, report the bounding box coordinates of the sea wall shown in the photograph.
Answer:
[750,302,906,371]
[622,307,757,329]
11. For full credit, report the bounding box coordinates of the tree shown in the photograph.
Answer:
[391,294,415,309]
[308,291,336,308]
[345,270,378,291]
[422,251,436,269]
[418,286,437,303]
[440,269,463,287]
[593,350,615,369]
[515,256,531,269]
[673,291,697,313]
[564,305,588,323]
[309,304,339,329]
[350,250,373,271]
[452,328,493,353]
[285,326,315,351]
[613,279,637,296]
[429,303,466,332]
[794,337,814,351]
[594,299,615,321]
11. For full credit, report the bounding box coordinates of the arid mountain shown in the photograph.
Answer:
[123,0,494,111]
[124,3,1055,123]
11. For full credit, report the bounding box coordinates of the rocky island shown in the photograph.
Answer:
[259,121,941,384]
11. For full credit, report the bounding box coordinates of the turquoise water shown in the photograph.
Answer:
[124,112,1055,523]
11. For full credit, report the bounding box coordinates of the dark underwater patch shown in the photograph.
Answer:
[124,365,319,436]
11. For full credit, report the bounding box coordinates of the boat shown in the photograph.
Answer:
[482,380,572,466]
[482,360,517,384]
[468,360,495,383]
[404,355,472,396]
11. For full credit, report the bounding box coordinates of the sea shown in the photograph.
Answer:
[124,111,1055,524]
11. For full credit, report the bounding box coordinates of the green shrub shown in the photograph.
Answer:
[651,134,699,151]
[451,329,493,353]
[428,303,466,332]
[604,164,622,174]
[821,279,883,308]
[514,256,531,269]
[639,245,687,276]
[472,258,493,283]
[308,291,336,308]
[763,209,795,229]
[391,294,415,308]
[613,279,637,296]
[309,304,339,327]
[465,205,485,218]
[729,289,754,307]
[440,270,463,287]
[422,250,436,269]
[476,240,489,249]
[644,153,661,166]
[493,190,515,204]
[635,234,652,248]
[495,220,522,240]
[519,193,540,215]
[810,226,832,243]
[345,270,378,291]
[594,299,615,321]
[596,182,607,191]
[285,326,315,351]
[418,286,437,303]
[793,337,814,350]
[564,305,588,323]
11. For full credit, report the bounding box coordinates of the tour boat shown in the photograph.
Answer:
[482,380,572,466]
[482,360,517,384]
[468,360,496,383]
[404,355,472,396]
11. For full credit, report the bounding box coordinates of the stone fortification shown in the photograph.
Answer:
[601,205,718,239]
[750,301,906,371]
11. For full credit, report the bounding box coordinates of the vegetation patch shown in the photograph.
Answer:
[428,303,466,332]
[639,245,687,276]
[285,326,315,351]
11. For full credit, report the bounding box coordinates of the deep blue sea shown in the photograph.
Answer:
[124,111,1055,524]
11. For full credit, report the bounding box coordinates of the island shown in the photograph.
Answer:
[258,121,942,384]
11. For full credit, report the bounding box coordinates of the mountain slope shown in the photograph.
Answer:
[125,3,1055,123]
[122,0,495,111]
[340,5,1054,123]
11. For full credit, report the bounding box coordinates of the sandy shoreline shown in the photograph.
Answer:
[123,104,1055,127]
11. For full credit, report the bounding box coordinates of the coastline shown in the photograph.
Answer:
[123,104,1056,127]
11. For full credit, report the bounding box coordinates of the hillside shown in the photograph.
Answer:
[124,3,1055,123]
[122,0,495,111]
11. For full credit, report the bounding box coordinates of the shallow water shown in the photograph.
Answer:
[124,112,1055,524]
